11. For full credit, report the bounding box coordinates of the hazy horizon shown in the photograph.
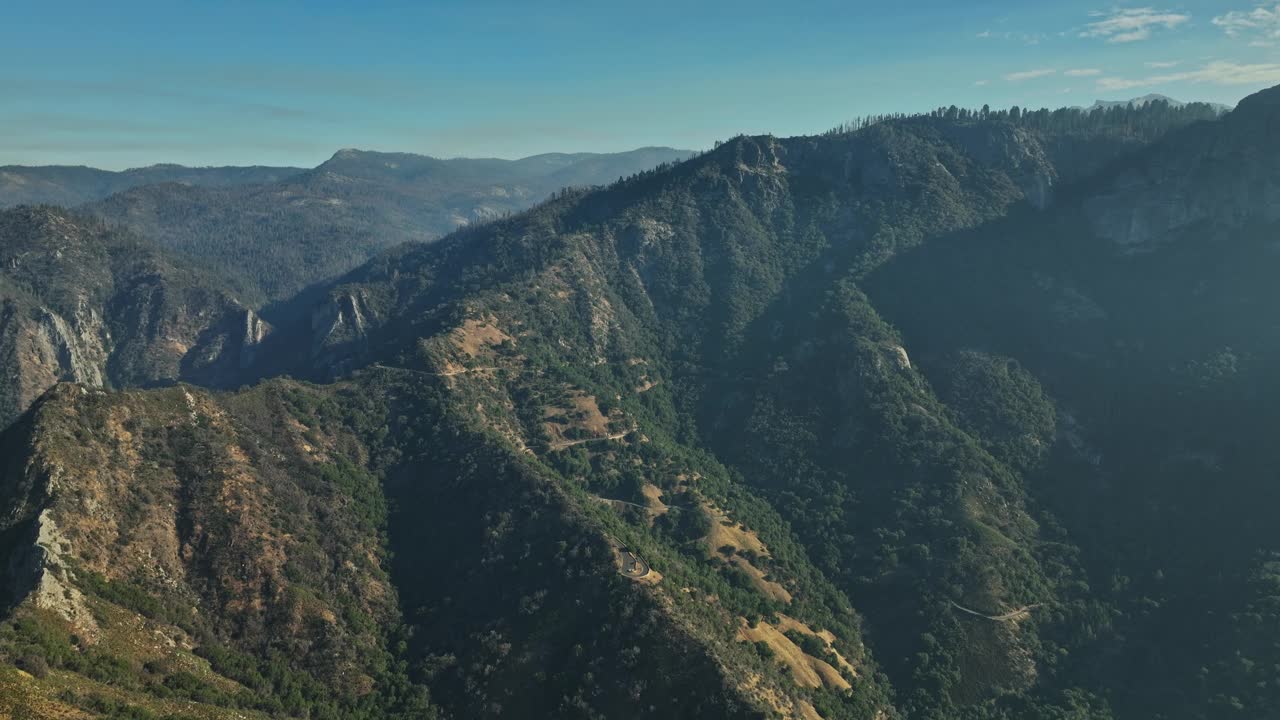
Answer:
[0,144,701,172]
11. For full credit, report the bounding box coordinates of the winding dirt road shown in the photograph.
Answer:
[619,549,651,578]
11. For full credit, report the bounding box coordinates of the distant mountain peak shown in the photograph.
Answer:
[328,147,420,161]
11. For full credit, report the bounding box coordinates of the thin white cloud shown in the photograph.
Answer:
[1145,60,1181,68]
[1214,4,1280,45]
[1081,7,1191,43]
[1097,60,1280,90]
[1065,68,1103,76]
[1005,68,1057,81]
[976,29,1047,44]
[974,79,990,86]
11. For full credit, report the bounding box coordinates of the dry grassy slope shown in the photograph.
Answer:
[0,372,799,719]
[363,234,895,718]
[349,349,801,716]
[0,609,280,720]
[374,386,772,719]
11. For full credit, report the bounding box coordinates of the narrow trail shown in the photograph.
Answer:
[949,601,1041,622]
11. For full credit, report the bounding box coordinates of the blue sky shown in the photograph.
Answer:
[3,1,1278,169]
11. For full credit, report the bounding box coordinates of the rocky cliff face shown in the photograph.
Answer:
[0,301,105,406]
[309,288,377,373]
[0,206,267,428]
[1,390,106,637]
[1083,90,1280,250]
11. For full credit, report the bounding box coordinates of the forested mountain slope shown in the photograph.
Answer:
[267,98,1223,718]
[0,206,266,428]
[0,93,1262,720]
[867,83,1280,719]
[85,147,694,306]
[0,377,788,719]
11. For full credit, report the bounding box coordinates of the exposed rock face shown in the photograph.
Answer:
[0,387,101,641]
[0,206,268,427]
[25,507,101,641]
[1085,87,1280,250]
[310,288,377,373]
[36,303,109,387]
[239,308,270,369]
[1,301,107,422]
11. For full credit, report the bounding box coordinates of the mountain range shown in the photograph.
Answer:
[0,90,1274,720]
[6,147,694,306]
[0,164,306,209]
